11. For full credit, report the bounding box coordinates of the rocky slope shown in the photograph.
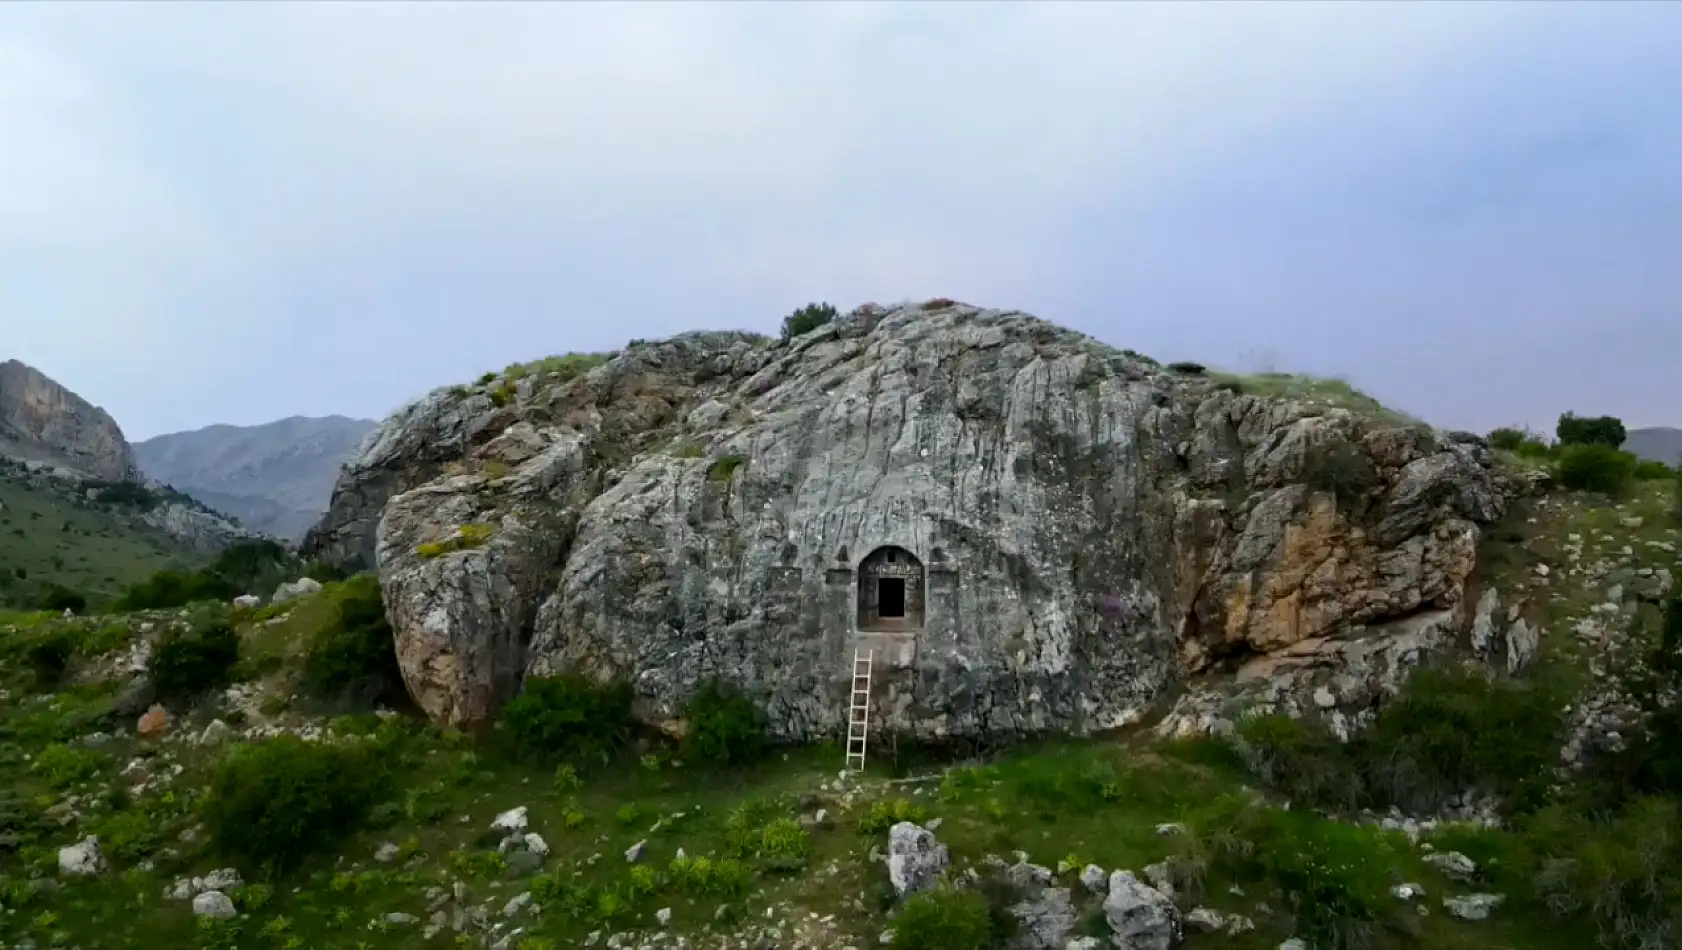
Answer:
[304,301,1514,738]
[135,415,377,541]
[0,359,140,482]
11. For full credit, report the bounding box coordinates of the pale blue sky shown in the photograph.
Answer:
[3,2,1678,440]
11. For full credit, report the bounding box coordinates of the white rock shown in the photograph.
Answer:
[656,907,673,927]
[1102,871,1180,950]
[232,594,261,609]
[491,806,529,834]
[58,836,106,877]
[886,823,949,898]
[524,833,549,856]
[1443,893,1504,920]
[192,890,237,919]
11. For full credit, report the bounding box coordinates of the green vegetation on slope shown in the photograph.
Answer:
[0,467,211,611]
[0,410,1680,950]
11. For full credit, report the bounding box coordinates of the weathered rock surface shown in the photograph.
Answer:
[1102,870,1180,950]
[305,302,1511,736]
[885,822,949,897]
[0,359,140,482]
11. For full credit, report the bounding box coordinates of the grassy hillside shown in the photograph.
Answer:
[0,466,211,610]
[0,466,1678,950]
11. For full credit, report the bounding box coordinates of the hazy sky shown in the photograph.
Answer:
[3,2,1679,440]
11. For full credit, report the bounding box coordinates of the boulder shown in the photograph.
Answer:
[1102,870,1180,950]
[302,305,1510,735]
[886,822,949,898]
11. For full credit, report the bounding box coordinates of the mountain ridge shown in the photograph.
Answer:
[135,415,378,542]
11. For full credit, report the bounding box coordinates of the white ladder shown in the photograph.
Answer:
[845,649,874,773]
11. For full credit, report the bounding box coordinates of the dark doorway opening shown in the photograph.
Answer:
[878,578,906,619]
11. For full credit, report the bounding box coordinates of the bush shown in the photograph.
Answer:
[150,620,241,706]
[114,569,237,612]
[1241,809,1393,949]
[1634,459,1676,481]
[780,302,838,342]
[892,887,994,950]
[1304,442,1379,510]
[201,735,389,873]
[301,575,405,705]
[1487,427,1527,451]
[500,674,637,762]
[1232,713,1362,812]
[1523,797,1682,950]
[682,680,766,766]
[34,584,86,614]
[24,630,76,687]
[1167,361,1207,375]
[1557,412,1627,448]
[1556,443,1637,495]
[1355,666,1564,815]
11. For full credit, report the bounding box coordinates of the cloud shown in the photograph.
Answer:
[1,2,1678,437]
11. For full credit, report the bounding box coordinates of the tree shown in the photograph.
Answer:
[1556,412,1627,449]
[780,303,838,342]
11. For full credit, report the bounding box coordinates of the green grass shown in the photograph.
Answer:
[1210,372,1427,427]
[2,473,1679,950]
[0,474,209,609]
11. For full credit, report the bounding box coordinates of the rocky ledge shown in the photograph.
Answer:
[303,301,1514,740]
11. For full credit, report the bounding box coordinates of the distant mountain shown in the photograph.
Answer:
[1624,427,1682,466]
[135,416,378,542]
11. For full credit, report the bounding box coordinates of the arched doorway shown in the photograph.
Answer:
[857,545,925,632]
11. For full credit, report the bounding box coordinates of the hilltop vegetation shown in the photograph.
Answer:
[1,400,1680,950]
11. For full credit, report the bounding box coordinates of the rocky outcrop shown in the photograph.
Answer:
[306,302,1512,736]
[0,359,140,482]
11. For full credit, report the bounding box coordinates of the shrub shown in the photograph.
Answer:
[1242,809,1393,949]
[114,570,237,612]
[500,673,637,762]
[32,743,105,789]
[756,818,811,871]
[24,631,76,687]
[1304,442,1379,509]
[1556,412,1627,448]
[858,798,928,835]
[1556,444,1637,495]
[705,455,746,483]
[682,680,766,766]
[1487,427,1527,451]
[1523,797,1682,950]
[300,575,404,704]
[667,854,751,897]
[1167,361,1207,375]
[34,584,86,614]
[893,887,994,950]
[201,735,389,873]
[1232,713,1362,812]
[780,302,838,341]
[1634,459,1676,481]
[150,620,241,706]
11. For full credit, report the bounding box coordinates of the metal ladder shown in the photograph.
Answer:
[845,648,874,773]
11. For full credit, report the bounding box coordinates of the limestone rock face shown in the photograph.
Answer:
[0,359,140,482]
[305,303,1511,735]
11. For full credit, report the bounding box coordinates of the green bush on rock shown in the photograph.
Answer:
[1556,444,1638,496]
[301,574,405,705]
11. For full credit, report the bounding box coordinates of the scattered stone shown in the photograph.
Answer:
[1102,871,1180,950]
[1424,850,1478,882]
[386,912,419,925]
[656,907,673,927]
[233,594,261,609]
[202,868,242,892]
[506,850,544,875]
[57,836,106,877]
[502,892,533,917]
[491,806,529,834]
[1007,886,1075,949]
[1392,882,1426,901]
[375,842,401,864]
[271,577,324,604]
[198,719,234,746]
[1185,907,1226,933]
[524,833,549,856]
[192,891,237,919]
[886,822,949,898]
[1443,893,1505,921]
[137,705,172,737]
[625,840,647,863]
[1079,864,1108,896]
